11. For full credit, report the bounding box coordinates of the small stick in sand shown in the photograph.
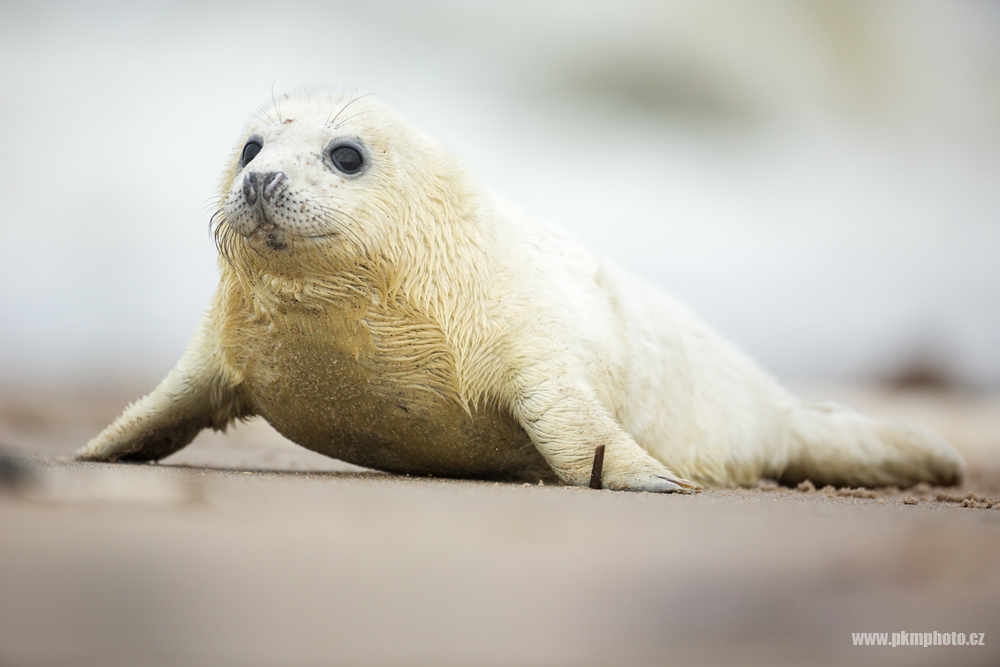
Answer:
[589,445,605,490]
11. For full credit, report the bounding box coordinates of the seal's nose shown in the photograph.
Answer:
[243,171,286,205]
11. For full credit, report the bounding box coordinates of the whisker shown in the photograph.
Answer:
[257,100,278,127]
[310,205,367,248]
[212,216,237,268]
[334,109,382,129]
[201,195,224,215]
[326,92,376,128]
[271,78,282,123]
[208,208,224,234]
[252,113,274,127]
[313,203,362,227]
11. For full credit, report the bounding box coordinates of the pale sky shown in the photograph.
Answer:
[1,0,998,388]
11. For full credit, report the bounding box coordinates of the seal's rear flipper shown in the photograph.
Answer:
[778,401,964,488]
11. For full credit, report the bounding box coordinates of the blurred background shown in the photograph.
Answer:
[2,5,1000,666]
[0,0,998,391]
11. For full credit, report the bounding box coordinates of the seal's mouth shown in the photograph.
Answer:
[260,228,288,251]
[217,218,340,263]
[246,218,338,246]
[214,177,351,267]
[245,212,288,250]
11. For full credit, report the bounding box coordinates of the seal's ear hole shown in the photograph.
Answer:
[330,145,364,174]
[242,139,263,167]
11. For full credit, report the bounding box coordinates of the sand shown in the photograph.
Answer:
[1,384,998,667]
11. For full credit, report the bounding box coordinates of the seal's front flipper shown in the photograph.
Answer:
[77,399,210,462]
[76,314,249,463]
[512,375,701,493]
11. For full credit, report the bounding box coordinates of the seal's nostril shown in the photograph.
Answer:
[243,172,258,205]
[262,172,286,202]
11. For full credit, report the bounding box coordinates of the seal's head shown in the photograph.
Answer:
[214,90,474,274]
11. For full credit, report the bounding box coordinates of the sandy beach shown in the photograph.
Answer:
[1,384,998,667]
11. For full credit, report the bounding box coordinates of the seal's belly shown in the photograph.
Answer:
[235,306,550,481]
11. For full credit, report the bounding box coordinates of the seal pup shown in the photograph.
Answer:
[77,89,963,491]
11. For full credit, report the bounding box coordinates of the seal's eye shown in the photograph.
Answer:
[241,139,262,167]
[330,145,363,174]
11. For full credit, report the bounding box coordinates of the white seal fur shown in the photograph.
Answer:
[77,89,964,492]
